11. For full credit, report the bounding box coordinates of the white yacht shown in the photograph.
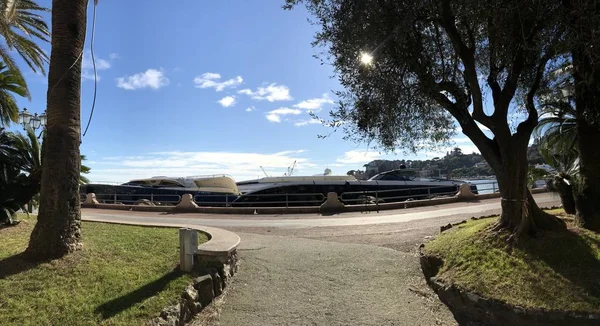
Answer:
[81,175,240,206]
[236,168,357,194]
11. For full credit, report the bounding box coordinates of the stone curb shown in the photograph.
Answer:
[81,218,240,326]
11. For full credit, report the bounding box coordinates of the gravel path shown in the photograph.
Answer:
[210,233,456,326]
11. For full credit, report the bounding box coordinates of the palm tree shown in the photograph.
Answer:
[534,101,577,157]
[0,128,91,225]
[534,101,579,214]
[26,0,87,259]
[0,0,50,97]
[0,128,40,224]
[0,62,27,125]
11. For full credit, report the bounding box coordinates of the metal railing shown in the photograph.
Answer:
[82,180,543,208]
[193,192,326,207]
[88,193,182,205]
[340,185,458,205]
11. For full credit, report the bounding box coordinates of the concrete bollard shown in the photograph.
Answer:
[179,228,198,272]
[320,192,346,214]
[456,183,476,201]
[175,194,199,211]
[84,193,99,205]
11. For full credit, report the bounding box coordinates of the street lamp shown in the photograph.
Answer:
[17,108,47,137]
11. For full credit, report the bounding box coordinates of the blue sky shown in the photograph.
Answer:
[12,0,481,182]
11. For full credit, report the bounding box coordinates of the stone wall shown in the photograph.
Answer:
[150,251,238,325]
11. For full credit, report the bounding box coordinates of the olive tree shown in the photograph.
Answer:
[286,0,567,238]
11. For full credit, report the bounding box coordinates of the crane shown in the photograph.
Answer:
[284,160,297,176]
[260,166,271,178]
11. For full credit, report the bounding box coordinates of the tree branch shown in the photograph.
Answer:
[517,54,552,138]
[486,17,502,107]
[439,0,494,130]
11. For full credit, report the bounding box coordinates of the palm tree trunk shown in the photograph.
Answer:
[26,0,88,260]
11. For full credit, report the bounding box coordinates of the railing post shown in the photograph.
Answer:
[150,193,154,204]
[492,182,496,194]
[428,186,431,199]
[225,194,229,207]
[114,192,117,204]
[286,194,289,209]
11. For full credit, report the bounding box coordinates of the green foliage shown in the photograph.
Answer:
[0,0,50,98]
[285,0,566,158]
[424,215,600,313]
[0,62,27,125]
[0,129,91,225]
[0,218,208,325]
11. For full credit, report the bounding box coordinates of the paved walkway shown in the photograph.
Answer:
[212,233,455,326]
[80,193,560,326]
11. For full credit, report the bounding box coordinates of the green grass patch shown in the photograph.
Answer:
[423,212,600,313]
[0,216,208,325]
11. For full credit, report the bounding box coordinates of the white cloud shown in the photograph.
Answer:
[81,51,115,81]
[246,106,255,112]
[266,114,280,123]
[238,83,292,102]
[294,93,334,111]
[294,118,322,127]
[336,149,381,164]
[218,96,236,108]
[116,69,169,90]
[86,150,317,183]
[265,107,301,123]
[193,73,243,91]
[109,53,120,60]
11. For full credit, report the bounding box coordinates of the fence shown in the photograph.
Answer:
[339,184,460,205]
[85,193,182,205]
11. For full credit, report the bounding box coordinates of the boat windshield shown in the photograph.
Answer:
[368,169,419,181]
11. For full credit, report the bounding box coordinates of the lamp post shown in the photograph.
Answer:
[17,108,47,138]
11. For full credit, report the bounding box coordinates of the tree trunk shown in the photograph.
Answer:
[571,38,600,231]
[574,118,600,230]
[26,0,88,260]
[477,136,566,238]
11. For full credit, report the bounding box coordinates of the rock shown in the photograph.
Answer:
[212,270,223,296]
[182,284,199,304]
[440,223,453,232]
[193,274,215,307]
[159,304,180,321]
[191,302,203,314]
[196,267,223,296]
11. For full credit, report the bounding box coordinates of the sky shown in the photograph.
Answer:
[12,0,485,183]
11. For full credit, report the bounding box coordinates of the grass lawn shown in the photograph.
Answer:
[423,209,600,313]
[0,214,208,325]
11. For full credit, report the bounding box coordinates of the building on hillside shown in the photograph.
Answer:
[364,162,379,176]
[475,162,490,168]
